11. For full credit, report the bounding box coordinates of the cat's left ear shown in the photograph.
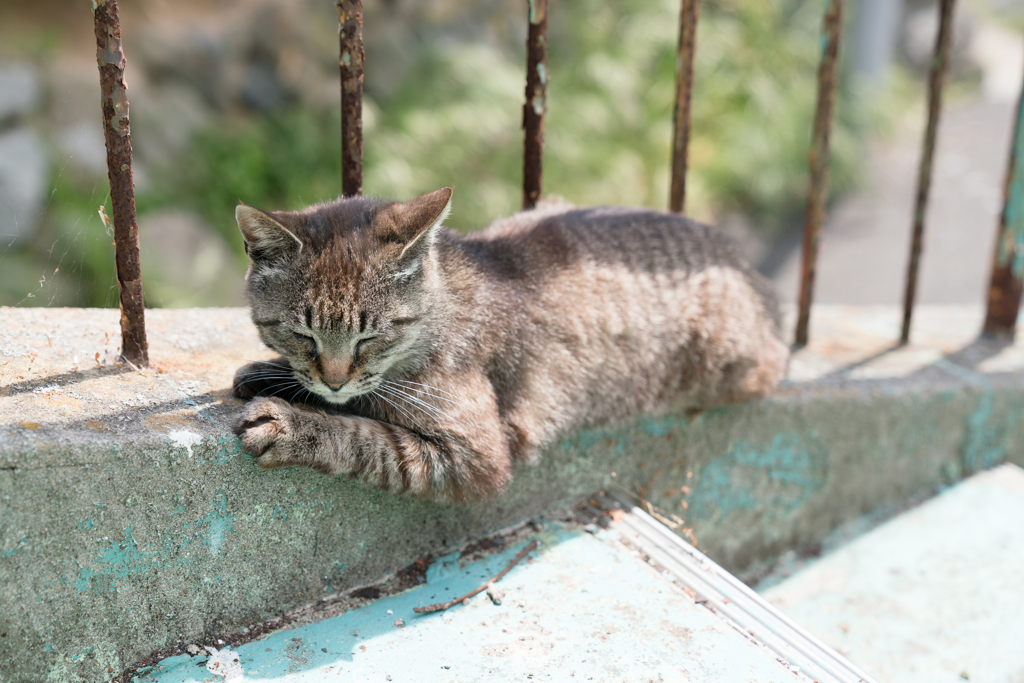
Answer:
[385,187,453,278]
[235,203,304,262]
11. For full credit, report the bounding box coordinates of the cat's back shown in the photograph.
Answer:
[452,204,786,418]
[462,205,752,283]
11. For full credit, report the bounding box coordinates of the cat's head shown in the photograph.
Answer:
[235,187,453,405]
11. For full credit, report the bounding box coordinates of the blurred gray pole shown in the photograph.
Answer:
[851,0,904,90]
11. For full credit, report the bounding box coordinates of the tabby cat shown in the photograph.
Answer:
[232,188,788,501]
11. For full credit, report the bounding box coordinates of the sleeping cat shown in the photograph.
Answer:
[232,188,788,501]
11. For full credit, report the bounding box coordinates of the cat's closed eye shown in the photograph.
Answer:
[353,337,376,364]
[292,332,318,360]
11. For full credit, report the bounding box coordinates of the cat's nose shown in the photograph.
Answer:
[320,355,352,389]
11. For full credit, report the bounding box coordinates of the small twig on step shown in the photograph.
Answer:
[413,540,538,614]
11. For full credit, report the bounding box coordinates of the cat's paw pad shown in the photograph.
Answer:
[233,397,302,468]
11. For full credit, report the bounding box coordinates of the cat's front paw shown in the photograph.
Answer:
[233,396,306,469]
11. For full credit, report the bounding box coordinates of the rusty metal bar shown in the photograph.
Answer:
[901,0,956,344]
[669,0,700,214]
[982,68,1024,338]
[93,0,148,366]
[523,0,548,210]
[794,0,844,348]
[337,0,364,197]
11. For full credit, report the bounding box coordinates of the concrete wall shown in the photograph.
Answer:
[2,306,1022,683]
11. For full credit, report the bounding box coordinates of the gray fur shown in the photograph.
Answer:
[232,188,789,501]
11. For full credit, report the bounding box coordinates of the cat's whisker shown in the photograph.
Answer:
[390,385,459,407]
[369,392,387,420]
[391,379,459,402]
[376,385,437,421]
[371,390,424,432]
[233,359,294,370]
[233,377,291,389]
[370,389,421,432]
[299,387,326,408]
[378,383,450,421]
[381,390,452,424]
[384,384,459,413]
[234,372,296,385]
[257,382,305,396]
[242,377,297,390]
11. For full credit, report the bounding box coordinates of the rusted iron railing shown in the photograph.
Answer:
[669,0,700,214]
[81,0,1024,352]
[93,0,148,366]
[523,0,549,210]
[901,0,956,344]
[794,0,844,348]
[983,71,1024,339]
[337,0,364,197]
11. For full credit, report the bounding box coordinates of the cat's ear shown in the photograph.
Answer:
[386,187,453,278]
[235,203,303,261]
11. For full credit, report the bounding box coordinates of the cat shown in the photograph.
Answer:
[232,187,789,501]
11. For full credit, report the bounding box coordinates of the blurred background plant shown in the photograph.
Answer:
[0,0,1015,308]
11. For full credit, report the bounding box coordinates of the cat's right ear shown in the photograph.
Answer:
[235,204,303,261]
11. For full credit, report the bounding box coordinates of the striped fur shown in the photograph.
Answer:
[232,188,789,501]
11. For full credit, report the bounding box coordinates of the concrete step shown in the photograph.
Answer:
[133,498,874,682]
[3,304,1024,682]
[761,463,1024,683]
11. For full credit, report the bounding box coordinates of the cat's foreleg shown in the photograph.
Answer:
[233,396,512,501]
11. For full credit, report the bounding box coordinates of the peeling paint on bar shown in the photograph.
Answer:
[983,71,1024,338]
[523,0,548,210]
[336,0,364,197]
[93,0,148,366]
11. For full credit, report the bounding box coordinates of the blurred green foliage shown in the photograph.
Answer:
[6,0,888,307]
[158,108,346,254]
[165,0,869,238]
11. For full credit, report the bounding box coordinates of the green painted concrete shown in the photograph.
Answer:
[2,305,1024,682]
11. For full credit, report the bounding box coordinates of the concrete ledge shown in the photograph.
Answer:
[2,305,1023,683]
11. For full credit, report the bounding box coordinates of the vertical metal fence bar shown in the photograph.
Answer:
[901,0,956,344]
[523,0,549,210]
[795,0,844,348]
[669,0,700,214]
[93,0,148,366]
[982,72,1024,339]
[337,0,364,197]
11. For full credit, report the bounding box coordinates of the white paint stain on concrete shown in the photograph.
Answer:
[205,645,244,681]
[209,519,227,556]
[168,429,203,458]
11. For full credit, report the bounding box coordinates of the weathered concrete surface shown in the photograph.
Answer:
[763,464,1024,683]
[142,525,806,682]
[2,305,1024,682]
